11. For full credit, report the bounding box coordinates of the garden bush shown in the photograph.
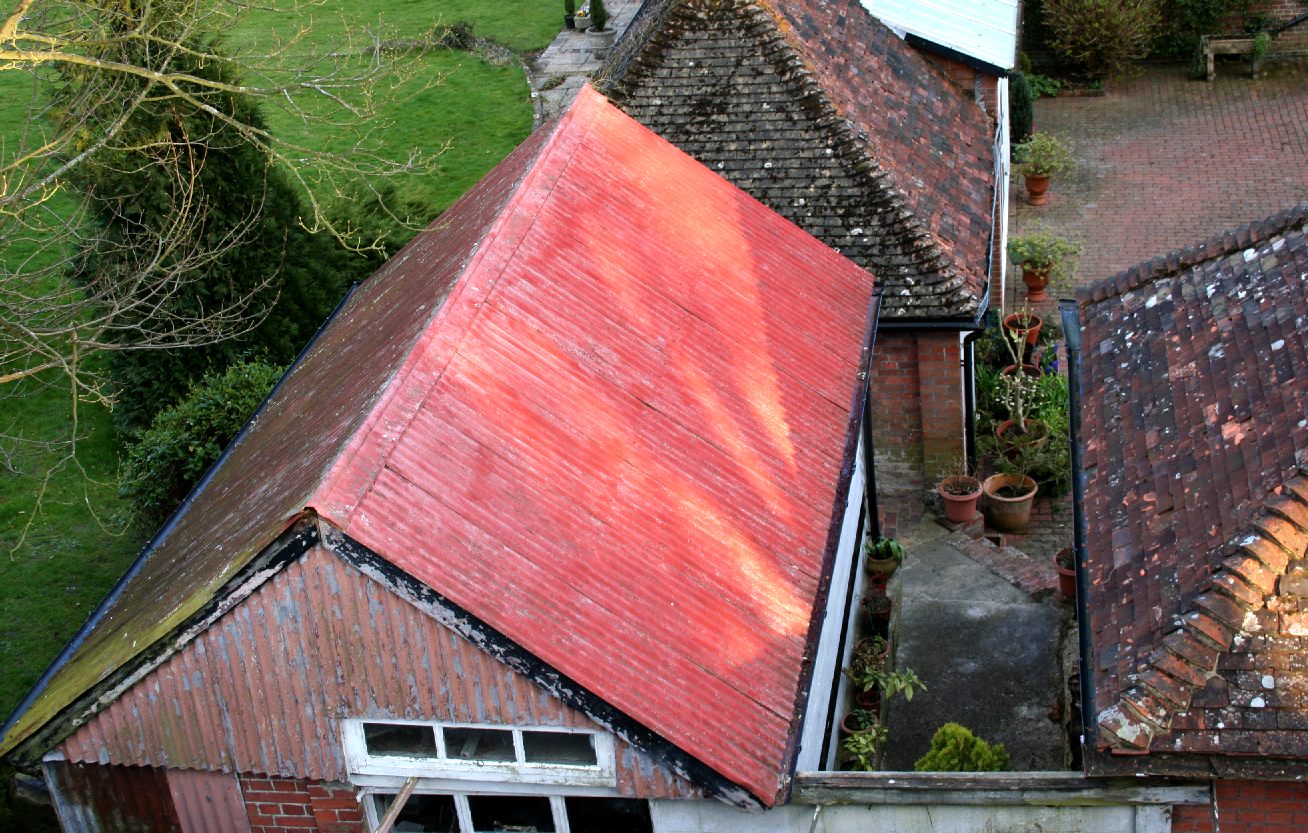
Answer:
[1044,0,1163,79]
[120,360,285,527]
[1009,72,1034,146]
[915,723,1010,771]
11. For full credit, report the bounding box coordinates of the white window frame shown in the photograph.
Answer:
[362,791,578,833]
[342,719,617,788]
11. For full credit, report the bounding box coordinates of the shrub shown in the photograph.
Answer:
[1044,0,1162,79]
[1009,72,1034,146]
[590,0,609,31]
[120,360,285,527]
[915,723,1010,771]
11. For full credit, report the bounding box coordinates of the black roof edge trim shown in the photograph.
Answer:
[321,526,769,811]
[3,519,319,767]
[782,286,885,801]
[904,33,1009,77]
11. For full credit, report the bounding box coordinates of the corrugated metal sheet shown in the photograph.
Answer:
[865,0,1019,69]
[45,760,181,833]
[167,769,251,833]
[17,85,873,809]
[58,546,700,799]
[310,86,875,805]
[0,117,556,758]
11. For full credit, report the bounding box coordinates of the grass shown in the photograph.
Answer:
[0,0,557,732]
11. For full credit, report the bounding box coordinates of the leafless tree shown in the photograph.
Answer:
[0,0,437,399]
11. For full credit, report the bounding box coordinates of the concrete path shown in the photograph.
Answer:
[529,0,644,122]
[883,527,1071,771]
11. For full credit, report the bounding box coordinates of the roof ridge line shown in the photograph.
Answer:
[1079,202,1308,308]
[1097,473,1308,753]
[748,0,981,311]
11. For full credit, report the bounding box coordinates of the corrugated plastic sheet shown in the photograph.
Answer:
[309,86,875,804]
[58,546,699,799]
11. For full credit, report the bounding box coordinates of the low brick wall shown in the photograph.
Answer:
[1172,780,1308,832]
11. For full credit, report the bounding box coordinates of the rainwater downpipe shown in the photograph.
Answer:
[1060,299,1096,749]
[862,288,885,540]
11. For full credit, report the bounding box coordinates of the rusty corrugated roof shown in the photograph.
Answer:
[4,87,876,806]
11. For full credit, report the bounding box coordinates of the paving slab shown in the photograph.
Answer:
[882,532,1069,771]
[529,0,643,121]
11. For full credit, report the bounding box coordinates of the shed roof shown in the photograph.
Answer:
[597,0,995,322]
[863,0,1019,71]
[1,86,876,806]
[1076,204,1308,776]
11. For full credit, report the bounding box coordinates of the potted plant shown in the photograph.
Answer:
[574,1,591,30]
[1002,308,1043,348]
[1014,132,1073,205]
[564,0,576,29]
[991,323,1048,456]
[982,472,1038,532]
[1007,230,1081,301]
[1054,547,1076,599]
[938,458,982,524]
[864,536,906,576]
[841,720,888,771]
[840,707,880,736]
[861,592,893,626]
[586,0,615,52]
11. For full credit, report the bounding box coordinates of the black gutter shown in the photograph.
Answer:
[862,288,886,540]
[0,281,364,743]
[904,32,1009,77]
[1274,12,1308,34]
[1060,299,1096,760]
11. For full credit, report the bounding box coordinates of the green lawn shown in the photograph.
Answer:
[0,0,558,728]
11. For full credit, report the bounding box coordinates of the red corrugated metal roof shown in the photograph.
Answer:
[4,86,875,806]
[310,86,874,805]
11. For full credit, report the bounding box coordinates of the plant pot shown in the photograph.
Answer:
[938,476,982,523]
[1003,312,1043,346]
[564,13,575,28]
[587,26,615,53]
[995,417,1050,460]
[1054,547,1075,599]
[1021,264,1052,301]
[854,687,881,712]
[862,593,893,625]
[574,14,591,30]
[1000,362,1042,379]
[866,569,890,594]
[865,555,898,576]
[1025,172,1050,205]
[982,474,1037,532]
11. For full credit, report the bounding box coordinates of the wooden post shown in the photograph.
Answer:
[373,776,420,833]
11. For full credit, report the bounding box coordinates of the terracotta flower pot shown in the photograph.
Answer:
[1021,264,1052,301]
[1054,547,1076,599]
[982,473,1037,532]
[1025,172,1050,205]
[938,475,982,523]
[1003,312,1043,346]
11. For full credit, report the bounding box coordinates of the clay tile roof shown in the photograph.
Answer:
[2,87,877,807]
[597,0,996,321]
[1076,204,1308,775]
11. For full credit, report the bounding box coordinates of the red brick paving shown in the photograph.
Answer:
[1007,60,1308,311]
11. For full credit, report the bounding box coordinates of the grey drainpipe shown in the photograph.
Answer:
[862,288,886,540]
[0,282,363,741]
[1060,299,1096,757]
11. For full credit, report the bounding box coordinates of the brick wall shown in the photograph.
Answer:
[1172,780,1308,832]
[239,774,365,833]
[872,331,966,533]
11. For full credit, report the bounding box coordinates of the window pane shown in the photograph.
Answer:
[564,798,653,833]
[372,793,458,832]
[521,731,598,766]
[363,722,437,757]
[442,727,516,762]
[467,795,555,832]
